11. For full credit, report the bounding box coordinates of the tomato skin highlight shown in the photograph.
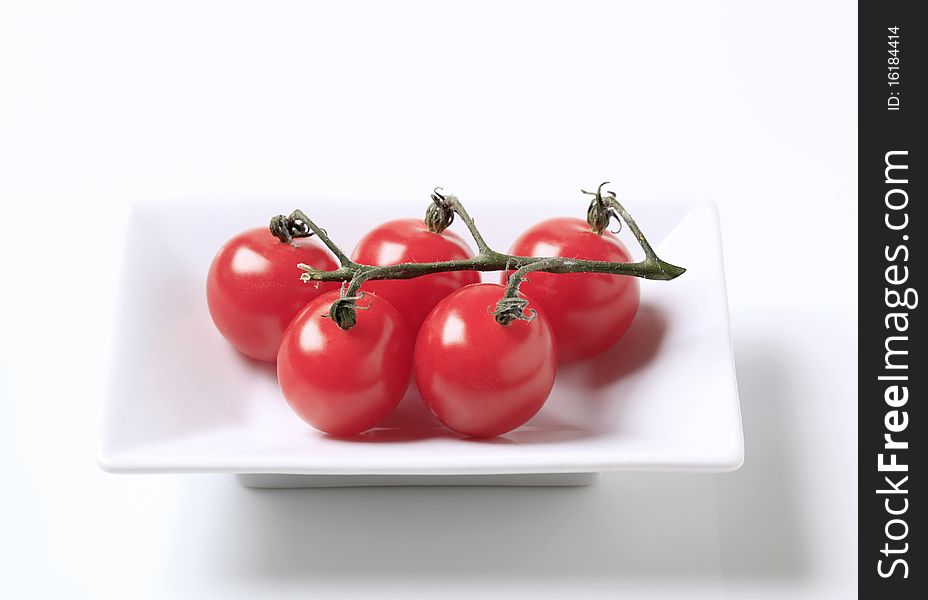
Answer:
[277,291,413,436]
[351,219,481,334]
[206,227,340,362]
[414,283,557,438]
[505,217,640,363]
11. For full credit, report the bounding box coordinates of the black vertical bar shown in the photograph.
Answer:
[860,2,923,596]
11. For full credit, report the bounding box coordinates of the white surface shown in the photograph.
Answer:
[0,0,856,598]
[100,198,742,477]
[236,473,604,487]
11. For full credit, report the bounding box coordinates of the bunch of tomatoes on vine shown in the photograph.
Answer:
[206,183,685,438]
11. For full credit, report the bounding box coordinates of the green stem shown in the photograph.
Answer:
[490,257,565,325]
[290,185,685,330]
[287,209,354,267]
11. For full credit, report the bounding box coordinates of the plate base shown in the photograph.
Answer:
[236,472,602,488]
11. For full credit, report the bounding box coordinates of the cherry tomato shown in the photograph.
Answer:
[206,227,339,362]
[505,217,640,363]
[277,291,413,436]
[352,219,481,333]
[414,283,557,437]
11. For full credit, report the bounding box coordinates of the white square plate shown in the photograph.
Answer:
[99,196,742,485]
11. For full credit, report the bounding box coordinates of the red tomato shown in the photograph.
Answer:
[414,283,557,437]
[277,291,413,436]
[206,227,339,362]
[352,219,481,333]
[505,217,640,363]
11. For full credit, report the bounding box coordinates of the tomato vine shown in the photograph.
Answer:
[270,182,686,329]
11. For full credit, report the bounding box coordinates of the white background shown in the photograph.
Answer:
[0,1,857,598]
